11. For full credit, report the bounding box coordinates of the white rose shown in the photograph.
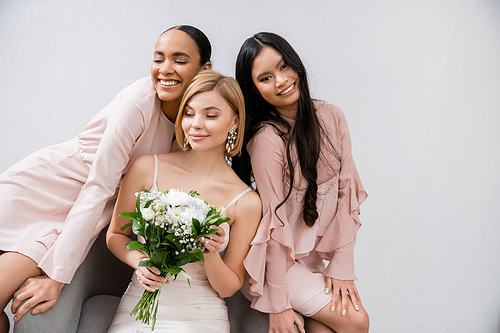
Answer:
[141,208,155,221]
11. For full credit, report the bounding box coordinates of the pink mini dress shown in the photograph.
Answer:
[242,101,367,316]
[0,77,175,284]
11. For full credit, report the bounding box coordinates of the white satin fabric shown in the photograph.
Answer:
[107,223,231,333]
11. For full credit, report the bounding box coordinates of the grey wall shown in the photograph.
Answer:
[1,1,500,332]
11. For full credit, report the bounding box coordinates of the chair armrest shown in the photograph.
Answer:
[14,227,133,333]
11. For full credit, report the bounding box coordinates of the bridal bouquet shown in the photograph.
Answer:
[119,188,229,330]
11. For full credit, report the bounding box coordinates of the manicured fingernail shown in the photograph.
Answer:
[355,304,359,311]
[14,316,18,321]
[35,309,40,314]
[324,288,329,294]
[331,305,335,312]
[342,309,346,316]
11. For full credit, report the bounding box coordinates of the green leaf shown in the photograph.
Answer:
[132,218,144,236]
[138,259,155,267]
[146,224,155,240]
[188,189,200,197]
[192,218,201,234]
[214,217,230,225]
[172,253,196,266]
[192,249,204,262]
[151,235,160,247]
[154,249,168,267]
[145,199,154,208]
[165,234,181,250]
[126,241,145,250]
[118,212,141,220]
[169,266,183,275]
[135,194,141,212]
[172,248,205,266]
[120,222,132,231]
[179,270,192,287]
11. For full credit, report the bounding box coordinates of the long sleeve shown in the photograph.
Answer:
[38,86,155,283]
[243,126,294,313]
[316,106,367,280]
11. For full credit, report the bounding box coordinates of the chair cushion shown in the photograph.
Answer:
[76,295,121,333]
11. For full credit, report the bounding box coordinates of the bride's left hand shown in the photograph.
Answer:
[202,225,226,256]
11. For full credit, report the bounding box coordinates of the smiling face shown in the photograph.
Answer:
[182,90,239,154]
[151,29,211,118]
[251,46,300,118]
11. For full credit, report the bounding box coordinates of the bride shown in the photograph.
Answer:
[106,70,262,333]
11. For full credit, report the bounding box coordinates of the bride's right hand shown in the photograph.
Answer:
[135,263,168,292]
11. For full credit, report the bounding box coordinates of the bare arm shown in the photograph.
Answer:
[106,155,166,291]
[204,190,262,298]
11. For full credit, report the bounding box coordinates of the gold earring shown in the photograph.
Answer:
[226,128,237,154]
[183,136,191,150]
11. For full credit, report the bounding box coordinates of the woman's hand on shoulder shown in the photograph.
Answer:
[325,277,361,316]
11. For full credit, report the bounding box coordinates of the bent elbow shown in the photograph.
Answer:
[218,288,238,299]
[218,280,244,298]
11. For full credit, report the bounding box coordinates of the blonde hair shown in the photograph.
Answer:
[175,70,245,157]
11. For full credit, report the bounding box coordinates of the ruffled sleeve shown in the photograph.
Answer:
[38,80,157,283]
[243,126,295,313]
[315,105,367,281]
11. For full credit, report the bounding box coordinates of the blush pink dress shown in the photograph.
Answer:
[0,77,175,284]
[243,101,367,317]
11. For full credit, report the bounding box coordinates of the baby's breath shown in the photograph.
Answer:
[120,188,229,330]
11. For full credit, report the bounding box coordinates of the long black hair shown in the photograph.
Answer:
[163,25,212,65]
[232,32,339,227]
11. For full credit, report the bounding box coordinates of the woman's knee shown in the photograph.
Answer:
[0,252,42,308]
[350,308,369,333]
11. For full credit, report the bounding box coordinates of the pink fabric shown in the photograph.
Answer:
[0,77,174,284]
[243,101,367,313]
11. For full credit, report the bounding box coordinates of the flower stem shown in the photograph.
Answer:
[129,271,171,331]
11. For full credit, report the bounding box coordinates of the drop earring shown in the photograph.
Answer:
[183,136,191,150]
[226,128,237,154]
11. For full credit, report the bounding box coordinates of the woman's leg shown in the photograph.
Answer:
[304,316,336,332]
[309,297,369,333]
[0,251,43,333]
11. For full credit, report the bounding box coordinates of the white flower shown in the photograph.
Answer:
[141,208,155,221]
[219,207,227,217]
[161,188,191,207]
[154,202,164,211]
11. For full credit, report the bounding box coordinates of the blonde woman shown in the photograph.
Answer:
[107,70,262,333]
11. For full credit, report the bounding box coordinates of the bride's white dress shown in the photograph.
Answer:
[108,155,251,333]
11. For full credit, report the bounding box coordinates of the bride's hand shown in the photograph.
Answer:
[202,225,226,256]
[135,262,168,292]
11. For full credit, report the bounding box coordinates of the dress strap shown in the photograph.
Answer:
[151,155,159,191]
[225,188,252,211]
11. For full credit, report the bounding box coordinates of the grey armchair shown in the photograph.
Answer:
[13,227,300,333]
